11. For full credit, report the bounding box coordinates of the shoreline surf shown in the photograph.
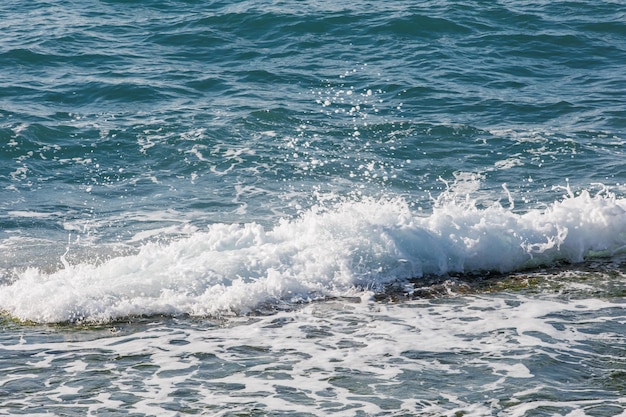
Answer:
[2,187,625,324]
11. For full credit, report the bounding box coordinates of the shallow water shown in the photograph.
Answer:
[2,271,626,416]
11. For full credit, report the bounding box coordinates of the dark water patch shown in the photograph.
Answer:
[39,81,171,108]
[369,13,472,38]
[375,257,626,303]
[0,48,66,66]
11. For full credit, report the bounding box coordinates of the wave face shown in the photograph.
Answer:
[1,189,624,323]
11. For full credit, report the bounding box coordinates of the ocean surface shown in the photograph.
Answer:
[2,0,626,415]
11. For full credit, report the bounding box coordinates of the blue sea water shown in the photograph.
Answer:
[1,1,626,415]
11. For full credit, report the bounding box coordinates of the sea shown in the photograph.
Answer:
[2,1,626,415]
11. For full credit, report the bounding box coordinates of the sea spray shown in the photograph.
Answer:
[1,189,625,324]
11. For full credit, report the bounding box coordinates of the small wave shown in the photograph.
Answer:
[1,188,625,324]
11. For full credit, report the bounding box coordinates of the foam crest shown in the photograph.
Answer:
[1,189,625,323]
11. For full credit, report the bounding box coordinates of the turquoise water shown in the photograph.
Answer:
[1,1,626,415]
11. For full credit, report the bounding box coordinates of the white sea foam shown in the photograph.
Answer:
[2,294,624,415]
[1,188,625,323]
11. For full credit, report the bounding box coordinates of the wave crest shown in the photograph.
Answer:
[1,188,625,323]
